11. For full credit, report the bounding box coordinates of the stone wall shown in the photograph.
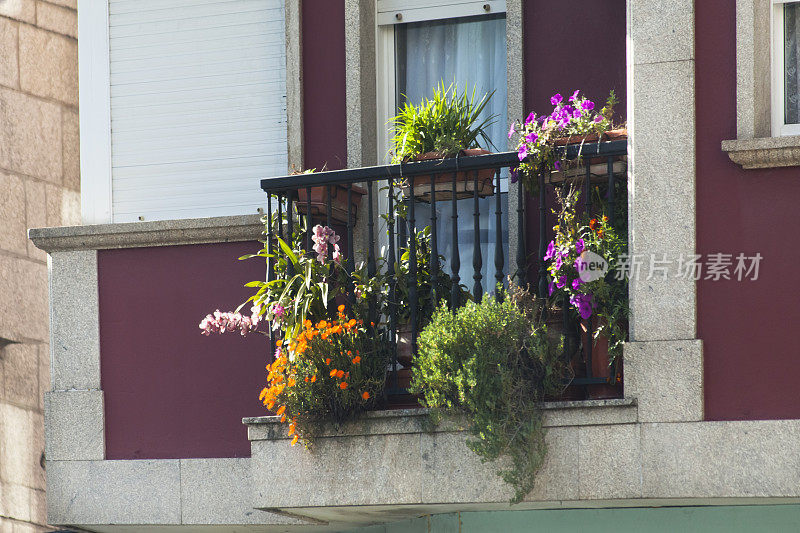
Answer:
[0,0,79,531]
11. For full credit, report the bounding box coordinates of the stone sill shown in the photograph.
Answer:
[721,136,800,169]
[244,399,637,441]
[28,214,264,253]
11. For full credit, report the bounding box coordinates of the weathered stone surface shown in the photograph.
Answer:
[0,17,18,88]
[722,136,800,169]
[2,343,38,408]
[23,178,46,261]
[628,59,696,341]
[0,402,44,490]
[47,459,181,525]
[0,87,62,183]
[578,424,641,500]
[61,108,79,191]
[630,0,694,65]
[41,0,75,10]
[48,250,99,390]
[45,183,80,227]
[624,340,703,423]
[18,24,77,106]
[0,0,35,24]
[0,254,48,343]
[641,420,800,498]
[0,482,31,522]
[30,214,264,253]
[44,390,104,461]
[37,344,49,410]
[180,458,306,525]
[29,488,46,527]
[0,172,28,256]
[35,0,76,39]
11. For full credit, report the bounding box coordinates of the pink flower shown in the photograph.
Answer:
[311,225,341,263]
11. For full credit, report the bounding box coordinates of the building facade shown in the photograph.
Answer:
[0,0,79,531]
[27,0,800,531]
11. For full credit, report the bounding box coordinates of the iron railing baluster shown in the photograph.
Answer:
[494,168,504,294]
[451,174,461,310]
[472,171,483,301]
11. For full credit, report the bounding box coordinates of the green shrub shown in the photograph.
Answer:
[409,286,568,503]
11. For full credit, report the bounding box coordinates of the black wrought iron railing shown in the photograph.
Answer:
[260,139,627,400]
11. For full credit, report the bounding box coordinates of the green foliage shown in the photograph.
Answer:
[409,286,568,503]
[390,82,496,163]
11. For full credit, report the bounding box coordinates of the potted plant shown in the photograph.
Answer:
[409,285,569,503]
[390,82,498,202]
[292,167,367,225]
[510,90,626,194]
[543,184,628,399]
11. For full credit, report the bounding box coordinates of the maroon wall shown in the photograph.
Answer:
[302,0,347,171]
[523,0,627,121]
[697,2,800,420]
[99,242,268,459]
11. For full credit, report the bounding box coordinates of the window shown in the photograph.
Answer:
[376,1,508,289]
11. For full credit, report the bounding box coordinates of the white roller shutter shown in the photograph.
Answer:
[108,0,287,222]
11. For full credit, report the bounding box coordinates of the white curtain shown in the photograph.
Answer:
[397,14,509,294]
[786,3,800,124]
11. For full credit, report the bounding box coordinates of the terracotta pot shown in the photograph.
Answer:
[401,148,496,202]
[296,183,366,225]
[552,128,627,146]
[580,317,622,400]
[549,129,628,183]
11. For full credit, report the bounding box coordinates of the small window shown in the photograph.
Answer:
[773,0,800,135]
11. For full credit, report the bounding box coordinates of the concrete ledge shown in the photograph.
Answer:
[44,390,105,461]
[721,136,800,169]
[29,214,264,253]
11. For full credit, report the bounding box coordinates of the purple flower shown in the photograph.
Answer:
[508,123,516,139]
[571,278,582,290]
[548,280,555,296]
[518,145,528,161]
[574,257,585,273]
[575,238,585,254]
[554,255,563,271]
[556,276,568,289]
[572,108,584,119]
[581,100,595,111]
[525,131,539,144]
[554,161,562,171]
[570,90,581,102]
[543,240,556,260]
[509,167,519,184]
[525,112,537,125]
[569,293,594,320]
[564,105,574,116]
[550,93,563,106]
[594,115,603,123]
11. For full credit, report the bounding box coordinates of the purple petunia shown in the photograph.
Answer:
[594,115,603,123]
[518,145,528,161]
[571,278,582,290]
[525,131,539,144]
[543,240,556,261]
[554,160,562,171]
[525,112,537,125]
[575,238,585,254]
[570,89,581,102]
[581,100,595,111]
[548,280,555,296]
[554,255,563,271]
[569,292,594,320]
[556,276,568,289]
[550,93,563,106]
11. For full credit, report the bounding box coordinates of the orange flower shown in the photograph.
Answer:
[304,320,312,329]
[602,215,608,222]
[317,320,328,329]
[352,356,361,364]
[288,424,296,436]
[347,350,352,356]
[259,388,268,401]
[276,405,286,416]
[287,377,296,387]
[304,376,309,383]
[276,338,283,347]
[370,321,375,327]
[291,435,299,446]
[339,382,348,389]
[267,400,276,410]
[362,391,370,400]
[280,414,286,423]
[330,369,338,377]
[336,370,345,379]
[348,319,357,328]
[325,358,331,365]
[338,304,345,313]
[589,218,598,231]
[310,375,317,383]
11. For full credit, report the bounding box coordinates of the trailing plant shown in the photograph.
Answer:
[509,90,619,194]
[259,305,391,446]
[545,184,628,361]
[409,285,569,503]
[390,82,496,163]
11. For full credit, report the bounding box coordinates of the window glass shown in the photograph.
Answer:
[395,14,508,291]
[785,2,800,124]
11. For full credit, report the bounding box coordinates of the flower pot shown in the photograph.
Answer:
[401,148,496,202]
[296,183,366,225]
[580,318,622,400]
[549,128,628,184]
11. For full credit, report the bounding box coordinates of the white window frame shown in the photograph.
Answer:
[772,0,800,136]
[375,0,507,163]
